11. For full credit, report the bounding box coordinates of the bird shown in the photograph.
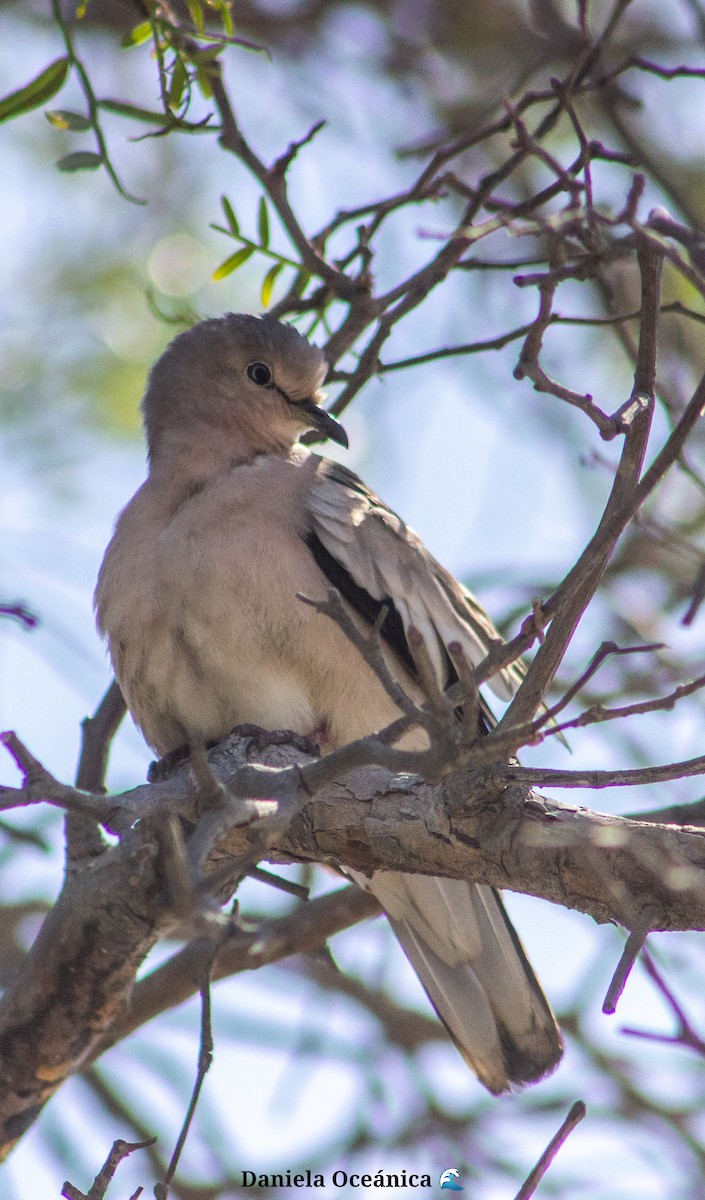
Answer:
[95,312,562,1094]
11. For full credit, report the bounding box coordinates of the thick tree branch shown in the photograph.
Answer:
[90,885,381,1061]
[3,724,705,1156]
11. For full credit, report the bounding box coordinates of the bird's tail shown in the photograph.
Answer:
[369,872,562,1093]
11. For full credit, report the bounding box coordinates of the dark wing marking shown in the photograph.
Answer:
[304,458,523,702]
[304,526,494,736]
[304,530,417,679]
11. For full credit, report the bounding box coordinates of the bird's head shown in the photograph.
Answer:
[142,313,347,466]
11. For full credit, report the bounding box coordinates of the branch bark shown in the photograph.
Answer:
[2,728,705,1156]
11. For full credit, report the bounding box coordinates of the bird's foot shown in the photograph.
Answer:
[147,724,322,781]
[147,743,190,783]
[228,723,322,758]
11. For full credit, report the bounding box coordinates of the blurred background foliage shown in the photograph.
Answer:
[2,1,705,1197]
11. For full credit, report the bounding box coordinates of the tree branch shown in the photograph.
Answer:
[3,723,705,1157]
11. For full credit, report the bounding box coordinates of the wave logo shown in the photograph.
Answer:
[439,1168,463,1191]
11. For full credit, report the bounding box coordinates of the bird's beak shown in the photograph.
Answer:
[296,398,349,448]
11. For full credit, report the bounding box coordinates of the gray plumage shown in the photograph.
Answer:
[95,312,562,1093]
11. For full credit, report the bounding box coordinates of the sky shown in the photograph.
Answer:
[1,5,705,1198]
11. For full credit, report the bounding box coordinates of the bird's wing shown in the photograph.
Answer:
[305,459,522,701]
[305,458,563,1091]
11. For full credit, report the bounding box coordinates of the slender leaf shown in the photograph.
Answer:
[122,21,153,49]
[261,262,284,308]
[45,108,91,132]
[221,2,234,37]
[0,57,69,124]
[208,0,234,37]
[99,98,172,125]
[190,45,225,65]
[258,197,270,249]
[212,245,254,281]
[195,66,213,99]
[169,59,187,110]
[221,195,239,237]
[187,0,205,33]
[57,151,103,173]
[293,267,311,297]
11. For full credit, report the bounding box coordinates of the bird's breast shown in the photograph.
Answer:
[96,456,410,756]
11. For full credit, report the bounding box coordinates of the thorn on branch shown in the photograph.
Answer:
[602,905,659,1015]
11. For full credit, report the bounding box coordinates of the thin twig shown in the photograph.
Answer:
[0,602,38,629]
[514,274,615,435]
[248,866,310,899]
[513,1101,586,1200]
[61,1136,156,1200]
[682,561,705,626]
[0,731,112,820]
[486,239,668,720]
[534,639,664,730]
[297,590,422,724]
[498,753,705,789]
[75,680,126,792]
[621,951,705,1056]
[155,955,216,1199]
[91,887,380,1059]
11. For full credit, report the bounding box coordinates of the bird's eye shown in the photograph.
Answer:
[247,361,272,387]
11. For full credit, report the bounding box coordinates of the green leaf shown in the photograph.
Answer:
[0,57,69,124]
[99,98,170,125]
[122,20,153,48]
[190,45,224,65]
[261,262,284,308]
[221,2,234,37]
[195,66,213,99]
[212,245,254,281]
[209,0,234,36]
[258,197,270,249]
[45,108,91,132]
[220,195,239,236]
[293,267,311,297]
[169,59,187,110]
[56,150,103,172]
[187,0,205,32]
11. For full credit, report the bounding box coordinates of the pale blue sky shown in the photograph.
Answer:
[2,7,705,1197]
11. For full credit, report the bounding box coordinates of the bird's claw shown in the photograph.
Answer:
[228,723,321,758]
